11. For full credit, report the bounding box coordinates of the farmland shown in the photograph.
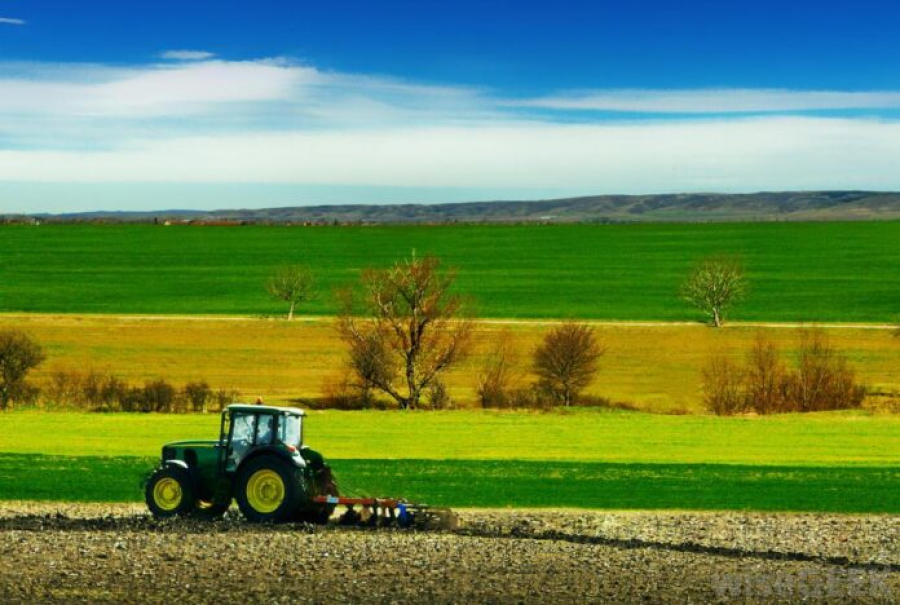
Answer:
[2,221,900,321]
[0,410,897,512]
[3,314,898,413]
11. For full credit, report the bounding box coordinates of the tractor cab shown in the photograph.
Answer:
[220,404,305,471]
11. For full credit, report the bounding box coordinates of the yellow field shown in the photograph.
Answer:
[2,314,899,412]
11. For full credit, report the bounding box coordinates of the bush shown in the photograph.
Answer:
[475,331,521,408]
[701,329,865,415]
[141,379,177,413]
[183,381,213,413]
[532,323,604,406]
[701,352,746,415]
[0,330,45,410]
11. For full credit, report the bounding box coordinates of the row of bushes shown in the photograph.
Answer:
[702,330,866,415]
[36,369,240,413]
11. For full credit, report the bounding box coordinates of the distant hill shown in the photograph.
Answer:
[10,191,900,224]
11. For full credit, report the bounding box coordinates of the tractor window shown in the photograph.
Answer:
[279,415,302,447]
[255,415,275,445]
[230,413,255,465]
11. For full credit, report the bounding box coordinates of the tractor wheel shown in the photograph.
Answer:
[235,456,305,523]
[145,467,196,518]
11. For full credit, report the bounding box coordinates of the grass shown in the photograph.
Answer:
[2,222,900,321]
[1,411,896,512]
[1,410,897,465]
[0,454,895,513]
[4,314,899,412]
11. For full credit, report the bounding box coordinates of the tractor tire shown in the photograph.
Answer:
[145,467,197,518]
[235,456,305,523]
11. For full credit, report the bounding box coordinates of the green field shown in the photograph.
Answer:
[2,222,900,321]
[1,410,897,512]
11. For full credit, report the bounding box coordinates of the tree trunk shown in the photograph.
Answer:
[288,301,295,321]
[712,308,722,328]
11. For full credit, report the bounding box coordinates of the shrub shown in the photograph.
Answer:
[475,331,520,408]
[701,352,746,415]
[532,322,604,406]
[702,329,865,415]
[183,381,213,413]
[141,379,177,413]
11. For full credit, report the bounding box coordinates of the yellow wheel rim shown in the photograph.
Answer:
[153,477,183,511]
[246,469,285,514]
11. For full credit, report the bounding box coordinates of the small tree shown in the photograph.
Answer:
[266,265,315,320]
[0,330,45,411]
[701,351,746,415]
[338,255,472,410]
[744,333,787,414]
[476,331,520,408]
[532,322,604,406]
[680,256,747,327]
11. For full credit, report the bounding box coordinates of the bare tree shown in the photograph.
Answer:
[0,330,45,411]
[266,265,315,320]
[701,350,746,415]
[744,333,787,414]
[338,255,472,410]
[532,322,604,406]
[680,256,747,327]
[476,330,520,408]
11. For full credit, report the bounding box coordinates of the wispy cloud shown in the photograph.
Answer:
[515,89,900,114]
[159,50,216,61]
[3,55,900,211]
[0,17,25,25]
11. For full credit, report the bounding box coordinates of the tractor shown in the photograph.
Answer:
[145,404,337,523]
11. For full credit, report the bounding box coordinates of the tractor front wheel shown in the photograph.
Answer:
[235,456,304,523]
[145,467,196,518]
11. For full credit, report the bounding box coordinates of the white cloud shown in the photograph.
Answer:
[2,55,900,207]
[159,50,216,61]
[2,117,900,193]
[0,17,25,25]
[516,89,900,113]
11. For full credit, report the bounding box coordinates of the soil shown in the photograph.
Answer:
[0,503,896,603]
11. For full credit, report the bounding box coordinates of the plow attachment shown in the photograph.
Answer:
[312,496,458,530]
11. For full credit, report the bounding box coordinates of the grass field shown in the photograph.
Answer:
[4,314,898,412]
[0,411,897,511]
[2,222,900,321]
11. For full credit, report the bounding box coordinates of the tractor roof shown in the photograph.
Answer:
[226,404,306,416]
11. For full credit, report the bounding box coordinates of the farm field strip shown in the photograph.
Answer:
[2,222,900,322]
[0,454,896,513]
[3,314,899,412]
[1,411,897,465]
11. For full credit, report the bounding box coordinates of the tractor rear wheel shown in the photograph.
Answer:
[235,456,305,523]
[145,467,196,518]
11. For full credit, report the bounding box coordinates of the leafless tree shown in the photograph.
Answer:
[266,265,315,320]
[680,256,747,327]
[338,255,472,410]
[0,330,45,411]
[744,333,787,414]
[701,350,746,415]
[476,330,520,408]
[532,322,604,406]
[787,328,864,412]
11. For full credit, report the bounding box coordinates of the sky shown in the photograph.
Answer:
[2,0,900,213]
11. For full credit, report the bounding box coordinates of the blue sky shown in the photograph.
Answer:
[2,1,900,212]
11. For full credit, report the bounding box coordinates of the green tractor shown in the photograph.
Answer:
[145,404,337,523]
